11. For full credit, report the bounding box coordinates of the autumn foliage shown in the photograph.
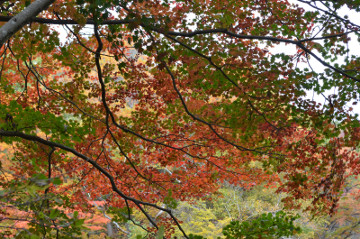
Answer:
[0,0,360,238]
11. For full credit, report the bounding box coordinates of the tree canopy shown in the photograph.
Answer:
[0,0,360,238]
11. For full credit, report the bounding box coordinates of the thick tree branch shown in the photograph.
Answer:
[1,11,357,83]
[0,0,55,46]
[0,15,135,25]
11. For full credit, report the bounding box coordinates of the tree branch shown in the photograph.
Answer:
[0,15,135,25]
[0,129,188,238]
[0,0,55,46]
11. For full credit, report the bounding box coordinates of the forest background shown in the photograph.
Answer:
[1,0,360,238]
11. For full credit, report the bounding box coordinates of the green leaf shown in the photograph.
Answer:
[52,177,62,185]
[155,226,165,239]
[49,209,59,219]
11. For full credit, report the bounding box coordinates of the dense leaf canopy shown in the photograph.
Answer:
[0,0,360,237]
